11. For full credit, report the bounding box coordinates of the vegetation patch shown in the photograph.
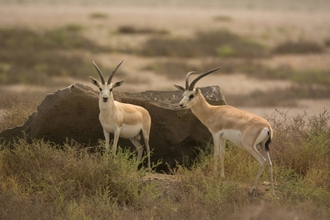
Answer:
[0,27,113,85]
[227,85,330,107]
[213,15,233,22]
[139,29,267,58]
[146,59,330,86]
[89,12,109,19]
[1,111,329,219]
[117,25,169,35]
[273,40,323,54]
[0,90,44,132]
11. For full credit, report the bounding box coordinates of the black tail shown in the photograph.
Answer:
[265,131,272,152]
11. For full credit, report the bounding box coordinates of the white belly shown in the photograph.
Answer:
[119,124,142,139]
[220,129,243,147]
[102,122,142,139]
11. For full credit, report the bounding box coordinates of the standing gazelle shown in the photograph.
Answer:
[90,60,151,171]
[174,68,275,194]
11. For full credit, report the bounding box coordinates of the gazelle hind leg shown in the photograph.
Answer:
[263,143,275,194]
[129,135,143,162]
[141,129,151,172]
[243,143,266,193]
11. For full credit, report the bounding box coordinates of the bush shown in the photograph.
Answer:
[0,139,159,219]
[273,40,323,54]
[117,25,169,35]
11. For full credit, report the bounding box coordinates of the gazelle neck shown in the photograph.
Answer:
[190,94,211,125]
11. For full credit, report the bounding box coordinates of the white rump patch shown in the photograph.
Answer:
[255,127,269,145]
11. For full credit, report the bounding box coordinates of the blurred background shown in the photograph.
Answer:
[0,0,330,130]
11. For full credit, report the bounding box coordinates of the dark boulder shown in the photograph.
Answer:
[0,83,227,170]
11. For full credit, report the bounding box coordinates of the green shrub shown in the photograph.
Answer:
[216,46,236,57]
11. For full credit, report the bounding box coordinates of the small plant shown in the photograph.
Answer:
[117,25,168,35]
[89,12,109,19]
[61,23,85,32]
[213,15,232,22]
[216,45,236,57]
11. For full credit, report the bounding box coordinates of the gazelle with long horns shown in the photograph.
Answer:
[174,68,275,194]
[90,60,151,171]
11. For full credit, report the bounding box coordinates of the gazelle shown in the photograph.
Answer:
[90,60,151,171]
[174,68,275,194]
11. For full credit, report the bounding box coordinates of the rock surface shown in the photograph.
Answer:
[0,83,226,170]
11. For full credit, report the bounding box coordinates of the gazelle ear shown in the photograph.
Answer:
[195,87,200,94]
[113,80,124,88]
[90,76,101,87]
[174,84,185,91]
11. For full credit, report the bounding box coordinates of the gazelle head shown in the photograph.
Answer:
[174,67,221,109]
[90,60,124,103]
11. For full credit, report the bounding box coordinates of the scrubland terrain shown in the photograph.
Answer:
[0,1,329,219]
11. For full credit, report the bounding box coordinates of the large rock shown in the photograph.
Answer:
[0,83,226,170]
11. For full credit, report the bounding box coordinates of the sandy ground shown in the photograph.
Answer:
[0,4,329,119]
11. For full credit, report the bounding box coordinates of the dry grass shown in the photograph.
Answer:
[0,90,44,132]
[0,110,329,219]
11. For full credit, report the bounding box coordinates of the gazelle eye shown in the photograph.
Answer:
[99,88,102,92]
[189,94,194,99]
[110,88,113,92]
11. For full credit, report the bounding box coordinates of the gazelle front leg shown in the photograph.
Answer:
[112,127,122,154]
[212,133,221,175]
[219,138,226,178]
[103,129,110,153]
[129,136,143,162]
